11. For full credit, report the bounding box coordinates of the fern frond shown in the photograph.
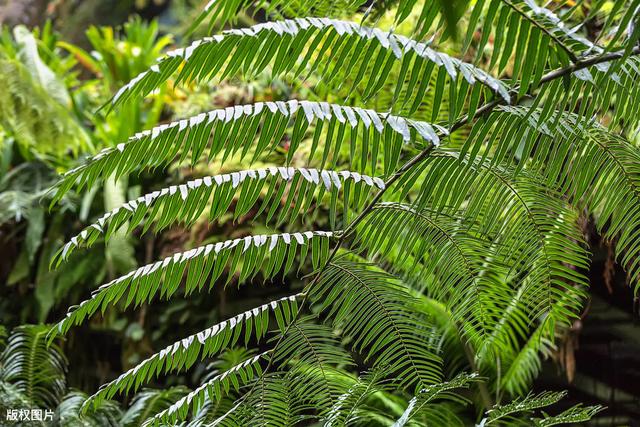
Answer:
[310,258,443,388]
[357,201,506,342]
[357,172,586,393]
[589,56,640,130]
[224,321,356,425]
[479,390,603,426]
[186,393,239,427]
[233,373,302,426]
[392,372,480,426]
[484,390,566,423]
[358,167,588,350]
[0,59,89,161]
[56,168,385,263]
[462,105,640,287]
[86,294,301,407]
[57,391,122,427]
[533,404,604,426]
[270,320,354,419]
[120,387,190,427]
[498,321,555,395]
[461,0,588,81]
[142,352,268,426]
[191,0,367,32]
[54,100,444,201]
[323,368,389,427]
[109,18,509,111]
[0,325,67,408]
[529,56,640,132]
[51,231,332,338]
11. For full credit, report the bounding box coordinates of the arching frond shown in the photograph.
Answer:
[410,295,468,375]
[56,168,384,263]
[323,368,390,427]
[219,321,355,425]
[462,105,640,287]
[86,294,301,407]
[120,387,190,427]
[54,100,444,201]
[143,352,268,426]
[512,57,640,134]
[483,390,567,424]
[458,0,590,87]
[191,0,368,32]
[109,18,509,111]
[51,231,332,338]
[356,202,510,343]
[226,373,301,426]
[357,166,588,350]
[392,372,480,426]
[186,394,239,427]
[270,320,354,419]
[481,390,602,426]
[57,391,122,427]
[0,325,67,408]
[533,404,604,426]
[498,322,554,396]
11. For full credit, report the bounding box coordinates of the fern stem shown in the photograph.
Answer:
[539,45,640,83]
[453,45,640,133]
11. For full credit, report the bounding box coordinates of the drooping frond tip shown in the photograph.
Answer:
[85,294,302,408]
[50,231,333,341]
[53,167,385,266]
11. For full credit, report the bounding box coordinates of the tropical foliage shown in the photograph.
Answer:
[3,0,640,424]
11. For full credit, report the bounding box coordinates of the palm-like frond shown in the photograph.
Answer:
[55,167,384,262]
[143,352,267,426]
[481,390,604,426]
[0,325,67,408]
[392,372,479,426]
[533,404,604,426]
[357,166,588,353]
[121,387,190,427]
[230,321,355,425]
[461,105,640,287]
[52,230,331,338]
[323,368,390,427]
[270,320,354,414]
[310,258,443,388]
[484,390,567,424]
[56,391,122,427]
[54,100,444,201]
[461,0,587,81]
[86,294,300,406]
[108,18,509,111]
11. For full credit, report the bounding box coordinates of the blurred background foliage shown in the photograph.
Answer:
[0,0,638,425]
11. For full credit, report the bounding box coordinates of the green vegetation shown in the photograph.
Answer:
[1,0,640,425]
